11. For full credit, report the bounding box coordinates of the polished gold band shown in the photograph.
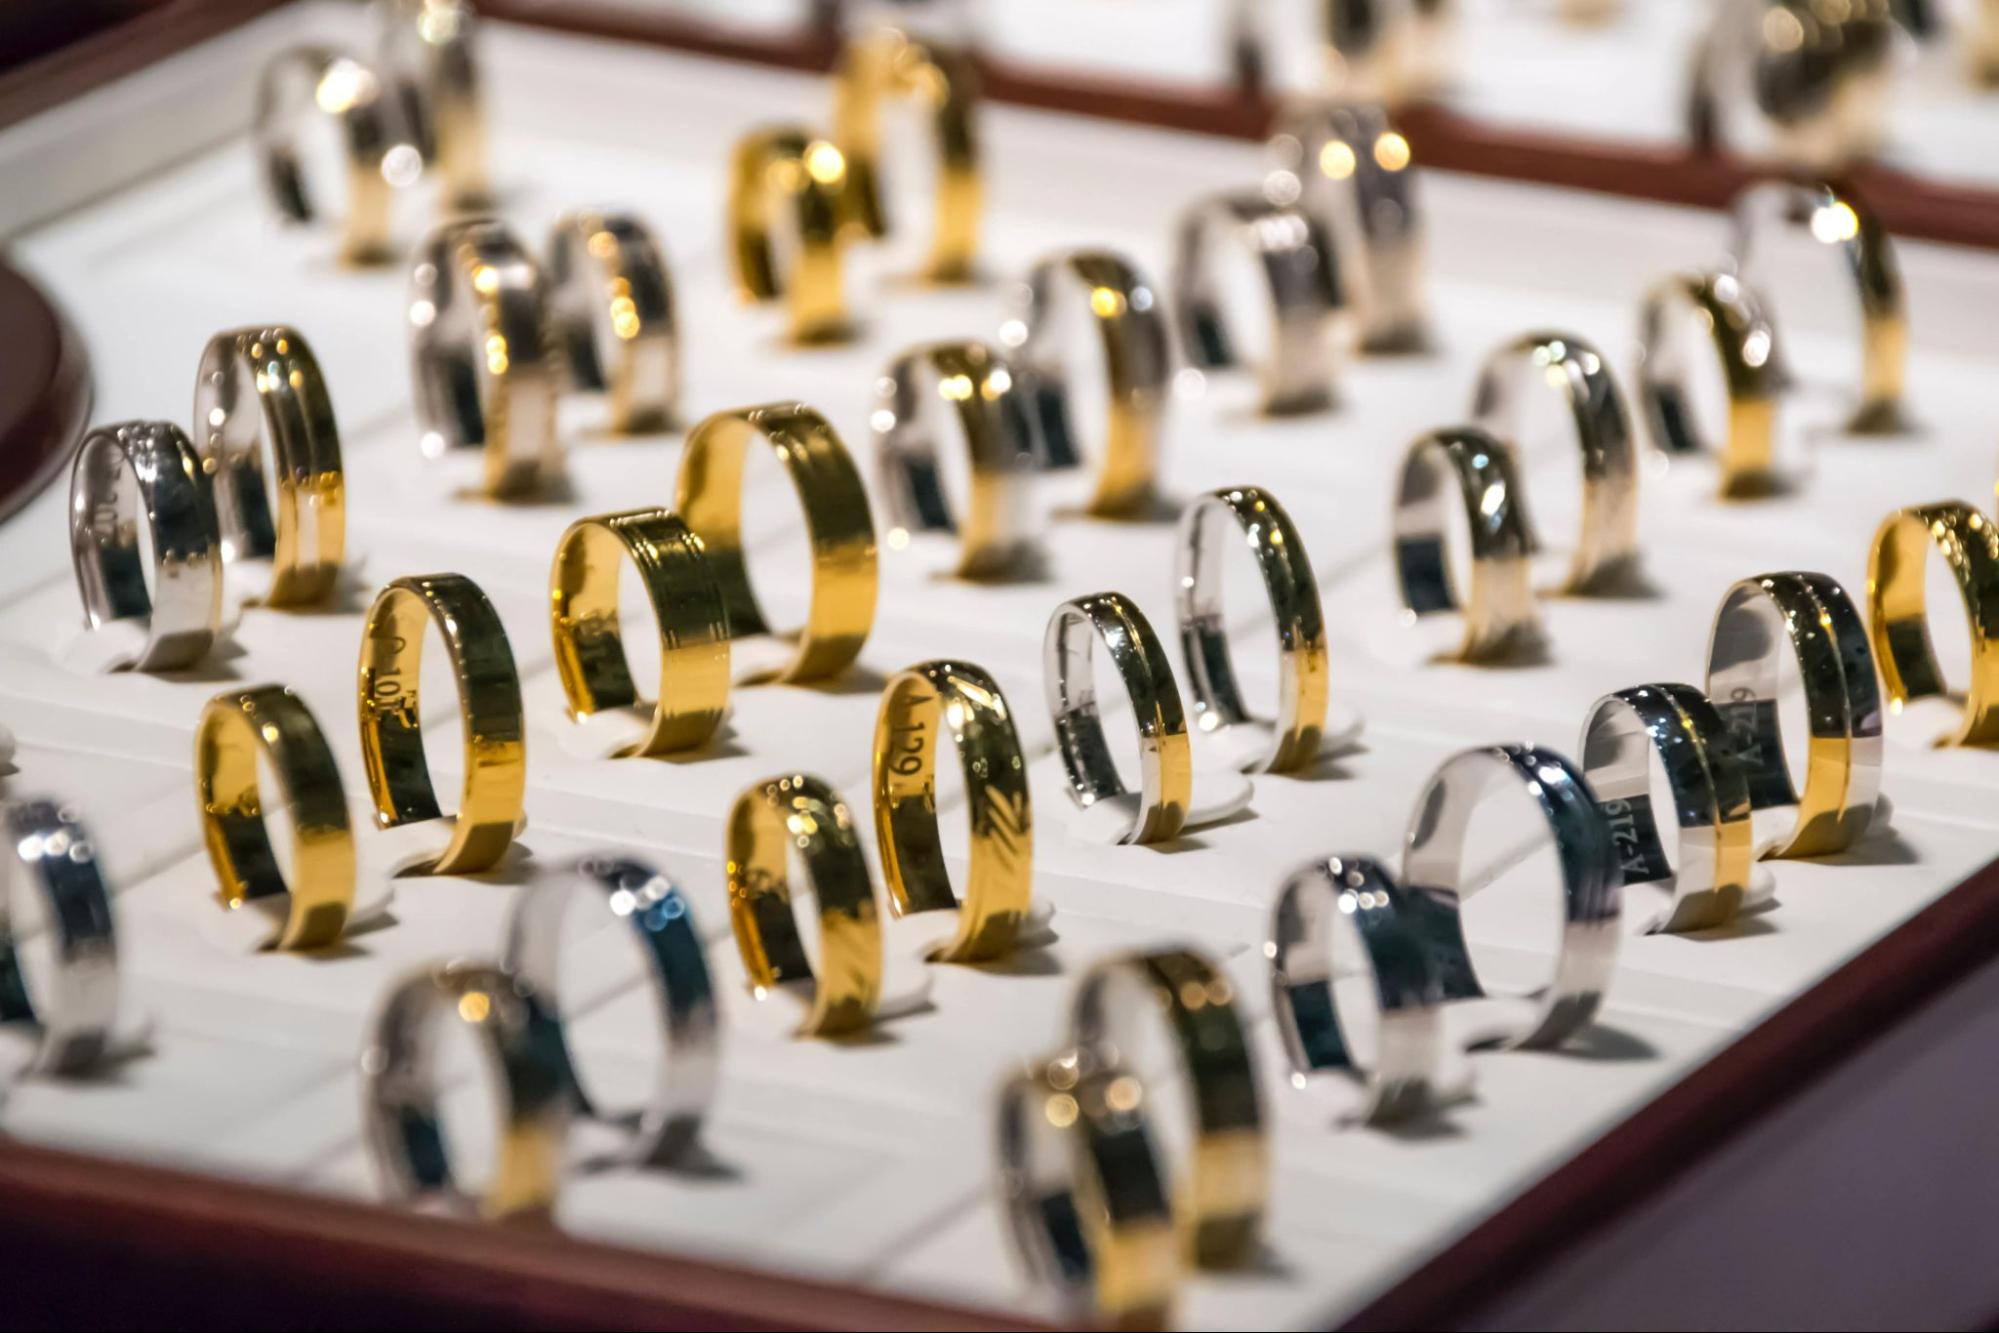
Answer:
[728,126,853,343]
[546,211,679,433]
[675,403,877,685]
[1392,425,1542,662]
[358,573,525,875]
[549,508,731,756]
[873,660,1032,963]
[726,774,883,1038]
[1867,501,1999,746]
[195,685,355,951]
[1637,270,1782,498]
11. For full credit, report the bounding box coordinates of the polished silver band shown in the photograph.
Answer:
[502,855,719,1167]
[1269,855,1443,1123]
[69,421,223,672]
[546,211,679,433]
[1391,425,1541,662]
[0,800,119,1076]
[1171,189,1343,415]
[1402,744,1622,1050]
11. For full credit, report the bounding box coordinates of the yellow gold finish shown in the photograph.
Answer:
[1867,501,1999,747]
[728,126,854,343]
[1637,271,1782,498]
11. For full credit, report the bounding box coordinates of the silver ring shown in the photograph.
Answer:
[0,799,119,1076]
[502,855,719,1167]
[546,211,679,434]
[1401,744,1622,1050]
[69,420,223,672]
[1171,188,1343,415]
[254,46,414,265]
[1269,855,1443,1123]
[1391,425,1541,663]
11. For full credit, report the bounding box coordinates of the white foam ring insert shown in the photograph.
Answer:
[4,8,1999,1329]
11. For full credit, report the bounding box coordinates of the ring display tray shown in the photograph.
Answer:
[1,5,1998,1329]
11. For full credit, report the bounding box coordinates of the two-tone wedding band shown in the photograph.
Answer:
[1707,573,1883,857]
[69,421,223,672]
[193,326,345,607]
[362,960,570,1221]
[1170,189,1343,415]
[408,218,562,499]
[1321,0,1415,102]
[549,508,731,755]
[195,685,355,951]
[358,573,525,875]
[873,340,1038,579]
[1402,744,1622,1047]
[1071,947,1268,1270]
[1868,501,1999,746]
[1637,270,1785,498]
[1268,855,1444,1124]
[254,46,417,264]
[726,775,882,1038]
[1,800,118,1076]
[873,660,1032,963]
[375,0,486,208]
[1045,593,1192,846]
[1392,426,1541,661]
[1748,2,1897,171]
[1176,487,1329,774]
[503,855,718,1166]
[1727,179,1905,433]
[833,28,982,283]
[1579,685,1752,934]
[1006,250,1172,518]
[997,1051,1179,1330]
[546,211,678,433]
[728,126,853,344]
[675,403,878,684]
[1470,331,1639,593]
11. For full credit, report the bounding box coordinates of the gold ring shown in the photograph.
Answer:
[1867,501,1999,747]
[195,685,355,951]
[1392,425,1542,662]
[549,508,731,756]
[728,126,853,344]
[193,325,346,607]
[377,0,487,210]
[546,211,679,433]
[358,573,525,875]
[725,774,883,1038]
[1071,947,1268,1270]
[675,403,877,685]
[253,46,413,265]
[873,660,1032,963]
[833,28,981,284]
[1979,0,1999,87]
[1637,270,1784,498]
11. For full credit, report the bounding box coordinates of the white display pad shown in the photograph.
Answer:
[5,8,1999,1329]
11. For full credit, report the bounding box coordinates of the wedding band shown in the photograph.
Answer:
[1,800,118,1076]
[1402,744,1621,1047]
[1727,179,1905,433]
[546,211,678,433]
[193,325,346,607]
[874,340,1038,579]
[1269,855,1443,1124]
[1071,948,1267,1269]
[1637,270,1783,498]
[1471,331,1639,593]
[358,573,525,875]
[1867,501,1999,746]
[548,508,730,756]
[1579,685,1753,933]
[195,685,355,951]
[725,774,882,1038]
[362,961,570,1220]
[1979,0,1999,86]
[376,0,486,208]
[408,218,562,500]
[1392,426,1541,662]
[728,126,853,344]
[873,660,1032,963]
[1322,0,1415,102]
[833,29,982,283]
[675,403,877,685]
[1707,573,1883,857]
[1176,487,1328,774]
[69,421,223,672]
[1749,2,1897,171]
[1045,593,1192,846]
[997,1052,1179,1330]
[254,46,414,264]
[1008,250,1171,518]
[1171,189,1343,415]
[503,855,718,1166]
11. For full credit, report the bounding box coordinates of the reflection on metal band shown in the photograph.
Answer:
[1391,425,1541,662]
[546,211,679,433]
[728,126,855,344]
[1636,269,1785,498]
[1867,500,1999,747]
[254,44,415,264]
[0,800,119,1076]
